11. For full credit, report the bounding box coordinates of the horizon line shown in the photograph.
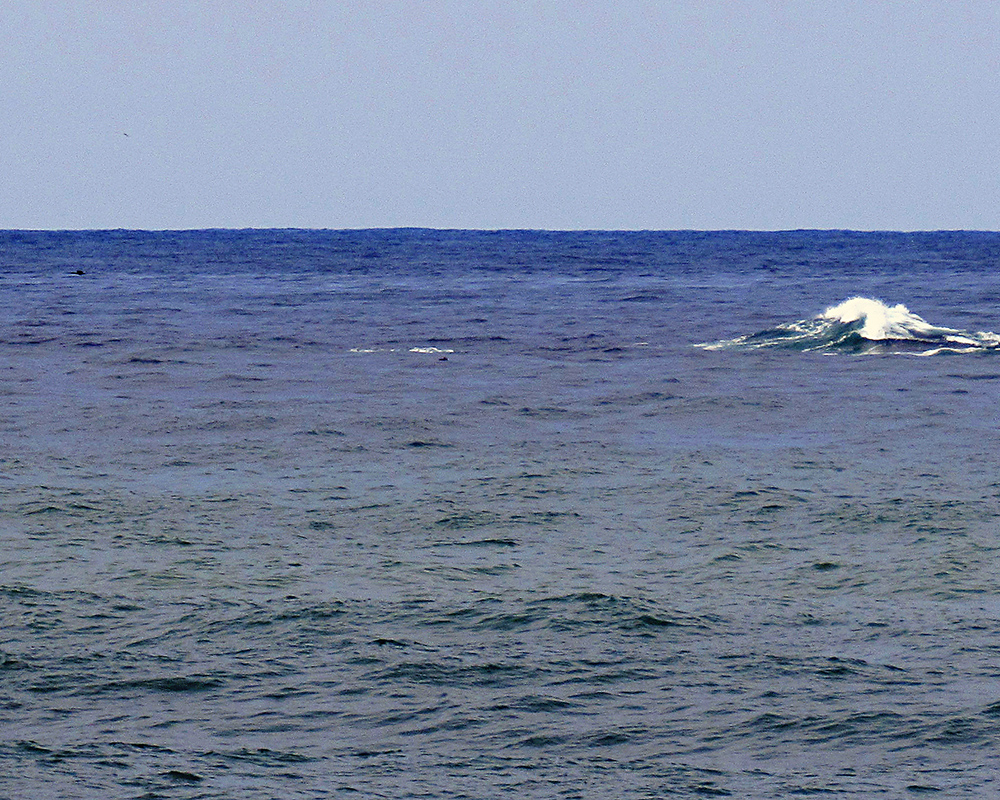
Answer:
[2,226,999,235]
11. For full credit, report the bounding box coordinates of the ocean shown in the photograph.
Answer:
[2,229,1000,798]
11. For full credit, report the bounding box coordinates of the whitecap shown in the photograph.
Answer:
[818,297,953,342]
[698,297,1000,355]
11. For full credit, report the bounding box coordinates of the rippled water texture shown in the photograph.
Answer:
[2,230,1000,798]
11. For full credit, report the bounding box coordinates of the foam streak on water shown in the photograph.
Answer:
[3,230,1000,798]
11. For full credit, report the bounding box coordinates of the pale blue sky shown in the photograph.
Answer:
[3,0,998,230]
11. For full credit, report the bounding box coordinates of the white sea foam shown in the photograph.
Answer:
[349,346,456,354]
[819,297,951,341]
[699,297,1000,354]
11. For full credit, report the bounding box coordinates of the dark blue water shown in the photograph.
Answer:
[3,229,1000,798]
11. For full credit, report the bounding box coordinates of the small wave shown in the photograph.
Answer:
[698,297,1000,355]
[348,346,455,354]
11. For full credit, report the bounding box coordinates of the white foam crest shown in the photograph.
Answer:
[697,297,1000,354]
[819,297,950,341]
[349,346,456,354]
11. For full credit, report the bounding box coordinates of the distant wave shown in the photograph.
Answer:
[698,297,1000,355]
[349,346,455,354]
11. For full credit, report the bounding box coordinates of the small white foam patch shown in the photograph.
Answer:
[349,346,455,354]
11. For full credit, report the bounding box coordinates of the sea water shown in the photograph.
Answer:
[2,229,1000,798]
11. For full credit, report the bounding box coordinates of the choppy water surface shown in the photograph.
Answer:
[3,229,1000,798]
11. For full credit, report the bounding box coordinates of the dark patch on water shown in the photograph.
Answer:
[163,769,202,782]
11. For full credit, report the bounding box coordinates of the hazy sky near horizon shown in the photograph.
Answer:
[3,1,999,231]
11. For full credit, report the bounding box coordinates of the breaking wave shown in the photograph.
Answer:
[699,297,1000,355]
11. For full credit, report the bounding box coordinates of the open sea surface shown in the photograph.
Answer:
[3,229,1000,798]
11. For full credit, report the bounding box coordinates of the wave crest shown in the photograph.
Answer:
[699,297,1000,355]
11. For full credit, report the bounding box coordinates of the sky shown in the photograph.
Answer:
[2,0,999,231]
